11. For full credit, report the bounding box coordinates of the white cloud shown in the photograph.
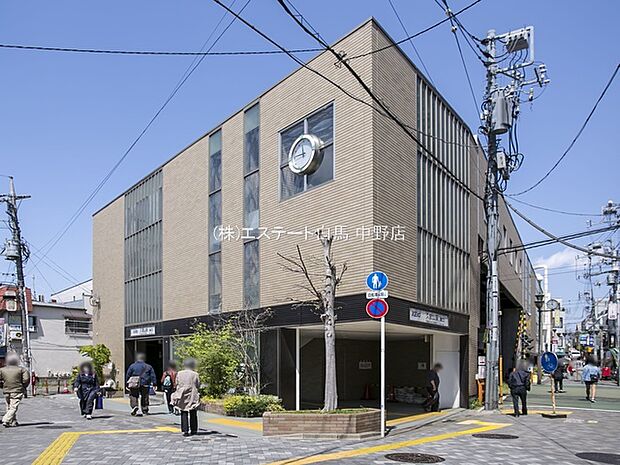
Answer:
[533,247,580,270]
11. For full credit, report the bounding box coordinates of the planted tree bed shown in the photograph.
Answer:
[263,408,381,439]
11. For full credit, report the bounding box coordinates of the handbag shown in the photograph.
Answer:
[95,394,104,410]
[127,364,149,389]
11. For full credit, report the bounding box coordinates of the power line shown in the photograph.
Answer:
[31,0,251,270]
[508,196,604,217]
[274,0,486,205]
[347,0,484,61]
[505,199,619,260]
[0,42,322,56]
[508,63,620,196]
[386,0,435,85]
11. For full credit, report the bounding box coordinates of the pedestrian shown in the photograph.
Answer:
[582,355,601,403]
[0,352,30,427]
[171,358,201,437]
[73,361,100,420]
[161,360,178,414]
[552,362,566,393]
[423,363,442,412]
[125,353,157,416]
[508,360,531,417]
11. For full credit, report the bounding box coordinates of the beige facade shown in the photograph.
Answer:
[92,19,538,400]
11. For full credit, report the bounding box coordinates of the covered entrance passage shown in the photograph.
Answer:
[270,320,464,416]
[124,338,164,386]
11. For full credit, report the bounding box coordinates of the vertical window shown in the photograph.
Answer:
[209,130,222,313]
[280,103,334,200]
[244,104,260,309]
[124,171,162,324]
[509,239,514,264]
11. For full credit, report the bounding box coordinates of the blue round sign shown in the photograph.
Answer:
[366,271,388,291]
[541,351,558,373]
[366,298,389,319]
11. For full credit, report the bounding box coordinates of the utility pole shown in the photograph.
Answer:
[1,177,32,392]
[481,27,549,410]
[601,200,619,385]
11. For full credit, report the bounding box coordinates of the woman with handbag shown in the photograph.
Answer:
[73,361,100,420]
[582,356,601,403]
[171,359,201,437]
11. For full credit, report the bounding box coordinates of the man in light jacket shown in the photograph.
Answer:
[171,358,201,436]
[0,352,30,427]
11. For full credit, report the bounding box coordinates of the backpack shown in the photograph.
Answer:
[162,374,172,388]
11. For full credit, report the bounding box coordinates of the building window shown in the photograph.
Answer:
[509,239,514,264]
[280,103,334,200]
[65,318,92,336]
[209,130,223,313]
[124,171,163,325]
[244,104,260,309]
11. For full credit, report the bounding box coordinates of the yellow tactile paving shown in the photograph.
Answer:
[500,408,572,415]
[386,411,447,427]
[264,420,511,465]
[206,417,263,431]
[31,426,177,465]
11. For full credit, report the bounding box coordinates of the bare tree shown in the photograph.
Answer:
[225,308,272,396]
[278,230,347,411]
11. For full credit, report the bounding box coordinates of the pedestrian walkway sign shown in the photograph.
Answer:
[366,298,389,319]
[366,271,388,291]
[541,351,558,373]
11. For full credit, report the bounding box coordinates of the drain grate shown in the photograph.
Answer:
[385,453,445,463]
[472,433,519,440]
[575,453,620,464]
[37,425,72,430]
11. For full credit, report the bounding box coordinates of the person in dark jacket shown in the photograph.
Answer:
[508,361,531,417]
[161,361,178,414]
[423,363,443,412]
[73,361,100,419]
[552,362,566,393]
[125,353,157,416]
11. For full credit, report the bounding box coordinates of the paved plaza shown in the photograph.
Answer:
[2,384,620,465]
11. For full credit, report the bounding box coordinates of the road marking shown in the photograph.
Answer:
[500,408,572,415]
[207,417,263,431]
[264,420,511,465]
[32,426,176,465]
[528,404,620,414]
[386,411,446,427]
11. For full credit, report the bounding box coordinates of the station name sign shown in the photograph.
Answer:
[409,308,449,328]
[129,326,156,337]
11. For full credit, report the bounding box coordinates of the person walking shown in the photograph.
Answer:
[552,362,566,393]
[171,359,201,436]
[0,352,30,427]
[161,361,178,414]
[125,353,156,416]
[423,363,442,412]
[73,361,100,420]
[582,356,601,403]
[508,361,531,417]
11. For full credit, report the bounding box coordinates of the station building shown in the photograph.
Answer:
[92,19,540,410]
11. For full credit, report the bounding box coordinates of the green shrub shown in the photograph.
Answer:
[469,397,483,409]
[223,395,284,417]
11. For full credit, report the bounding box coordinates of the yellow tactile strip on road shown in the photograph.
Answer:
[31,426,178,465]
[386,411,447,427]
[264,420,511,465]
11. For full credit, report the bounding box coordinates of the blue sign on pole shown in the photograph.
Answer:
[541,351,558,373]
[366,271,388,291]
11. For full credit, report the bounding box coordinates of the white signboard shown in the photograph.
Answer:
[409,308,449,328]
[366,290,388,299]
[608,302,618,321]
[129,326,156,337]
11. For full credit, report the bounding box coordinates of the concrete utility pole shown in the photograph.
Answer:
[1,177,32,390]
[481,26,549,410]
[601,201,620,385]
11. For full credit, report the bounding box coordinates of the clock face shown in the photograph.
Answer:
[547,299,560,311]
[288,134,323,175]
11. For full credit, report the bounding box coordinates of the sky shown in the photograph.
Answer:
[0,0,617,326]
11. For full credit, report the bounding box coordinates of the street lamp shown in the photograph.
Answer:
[535,292,545,384]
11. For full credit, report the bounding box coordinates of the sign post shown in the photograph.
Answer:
[365,272,388,438]
[540,351,566,419]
